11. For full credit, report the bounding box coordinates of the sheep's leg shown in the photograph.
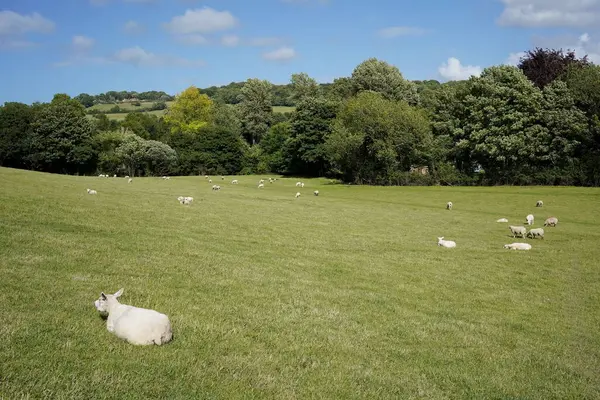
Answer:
[106,321,115,332]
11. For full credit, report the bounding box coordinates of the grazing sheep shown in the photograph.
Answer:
[446,201,453,210]
[259,179,265,184]
[162,176,170,180]
[296,182,302,187]
[212,185,221,191]
[258,183,265,188]
[437,237,456,248]
[113,174,117,178]
[509,225,527,238]
[87,188,97,195]
[221,176,224,180]
[209,179,212,183]
[98,174,105,178]
[525,214,534,225]
[527,228,545,239]
[301,182,305,188]
[177,196,193,205]
[269,178,274,183]
[231,179,238,184]
[128,178,133,183]
[314,190,319,196]
[496,218,509,223]
[544,217,559,227]
[205,175,209,179]
[94,288,172,346]
[295,192,301,198]
[504,243,532,250]
[536,200,543,207]
[124,176,129,179]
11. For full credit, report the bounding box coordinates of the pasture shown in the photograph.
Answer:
[0,167,599,399]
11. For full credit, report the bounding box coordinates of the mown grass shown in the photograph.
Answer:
[1,167,599,399]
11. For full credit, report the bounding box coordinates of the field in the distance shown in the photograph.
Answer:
[1,167,599,399]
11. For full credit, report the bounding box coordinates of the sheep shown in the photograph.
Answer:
[205,175,209,179]
[258,183,265,188]
[295,192,301,198]
[296,182,302,187]
[87,188,97,195]
[124,176,129,179]
[525,214,534,225]
[221,176,225,180]
[269,178,274,183]
[314,190,319,196]
[526,228,544,239]
[209,179,212,183]
[212,185,221,191]
[446,201,453,210]
[94,288,172,346]
[259,179,265,184]
[162,176,170,180]
[98,174,105,178]
[536,200,543,207]
[504,242,532,250]
[496,218,509,223]
[113,174,117,178]
[231,179,238,184]
[544,217,559,227]
[509,225,527,238]
[128,178,133,183]
[301,182,305,188]
[177,196,193,205]
[437,237,456,248]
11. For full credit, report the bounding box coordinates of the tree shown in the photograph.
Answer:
[0,102,35,169]
[74,93,95,108]
[212,103,241,136]
[326,91,432,184]
[143,140,177,176]
[237,78,273,145]
[518,47,589,89]
[121,113,167,141]
[260,122,292,174]
[350,58,419,105]
[290,73,320,103]
[164,86,214,134]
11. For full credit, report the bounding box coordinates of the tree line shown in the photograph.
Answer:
[2,48,600,186]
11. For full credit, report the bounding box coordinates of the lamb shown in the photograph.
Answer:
[209,179,212,183]
[231,179,238,184]
[269,178,274,183]
[87,189,97,195]
[258,183,265,188]
[544,217,559,227]
[98,174,105,178]
[296,182,302,187]
[301,182,305,188]
[496,218,509,223]
[314,190,319,196]
[526,228,544,239]
[536,200,543,207]
[437,237,456,248]
[259,179,265,184]
[446,201,453,210]
[162,176,170,180]
[177,196,193,204]
[128,178,133,183]
[295,192,301,198]
[221,176,225,180]
[212,185,221,191]
[509,225,527,238]
[504,242,532,250]
[94,288,172,346]
[525,214,534,225]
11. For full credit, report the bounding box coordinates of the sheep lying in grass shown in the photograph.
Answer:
[527,228,544,239]
[496,218,509,223]
[504,242,532,250]
[437,237,456,248]
[536,200,543,207]
[128,178,133,183]
[295,182,302,187]
[94,288,172,346]
[314,190,319,196]
[509,225,527,238]
[162,176,170,180]
[525,214,534,225]
[544,217,559,227]
[98,174,105,178]
[295,192,301,198]
[177,196,193,205]
[87,189,97,195]
[212,185,221,191]
[231,179,238,184]
[446,201,453,210]
[258,183,264,188]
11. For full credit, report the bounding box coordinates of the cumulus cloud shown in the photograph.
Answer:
[497,0,600,27]
[220,34,240,47]
[247,37,283,46]
[72,35,95,52]
[123,20,145,34]
[177,34,209,45]
[0,10,55,35]
[438,57,482,81]
[504,51,526,66]
[377,26,427,38]
[262,46,296,61]
[111,46,205,67]
[163,7,238,34]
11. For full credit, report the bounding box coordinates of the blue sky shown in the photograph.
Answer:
[1,0,599,104]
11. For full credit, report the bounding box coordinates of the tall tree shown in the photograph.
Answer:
[290,73,320,103]
[0,102,35,169]
[518,47,589,89]
[164,86,214,134]
[237,78,273,145]
[350,58,419,105]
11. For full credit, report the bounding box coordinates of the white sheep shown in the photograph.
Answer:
[314,190,319,196]
[205,175,209,179]
[437,237,456,248]
[259,179,265,184]
[526,228,544,239]
[124,176,129,179]
[509,225,527,238]
[177,196,193,205]
[295,182,302,187]
[496,218,509,223]
[94,288,172,346]
[162,176,170,180]
[269,178,274,183]
[98,174,105,178]
[504,243,532,250]
[87,188,97,195]
[128,178,133,183]
[212,185,221,191]
[258,183,265,188]
[544,217,559,227]
[209,179,212,183]
[221,176,225,180]
[231,179,238,184]
[295,192,301,198]
[536,200,543,207]
[525,214,534,225]
[446,201,453,210]
[301,182,305,188]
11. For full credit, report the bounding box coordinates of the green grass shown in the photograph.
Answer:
[272,106,295,113]
[1,167,599,399]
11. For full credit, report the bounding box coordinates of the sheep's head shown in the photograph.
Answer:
[94,288,123,316]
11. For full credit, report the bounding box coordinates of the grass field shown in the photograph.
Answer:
[1,167,599,399]
[89,102,296,121]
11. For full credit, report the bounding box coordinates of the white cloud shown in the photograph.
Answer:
[163,7,238,34]
[247,37,283,46]
[111,46,205,67]
[504,51,526,66]
[497,0,600,27]
[262,46,296,61]
[0,38,36,49]
[220,34,240,47]
[0,10,55,35]
[438,57,482,81]
[377,26,427,38]
[123,20,145,34]
[177,34,209,45]
[72,35,94,52]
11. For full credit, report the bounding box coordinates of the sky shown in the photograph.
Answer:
[1,0,600,104]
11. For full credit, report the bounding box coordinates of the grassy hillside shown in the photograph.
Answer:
[1,168,599,399]
[88,102,296,120]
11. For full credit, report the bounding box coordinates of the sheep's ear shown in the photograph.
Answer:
[114,288,124,298]
[100,292,107,300]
